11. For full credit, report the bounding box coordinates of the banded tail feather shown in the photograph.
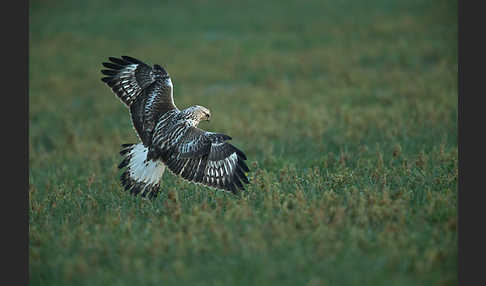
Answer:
[118,143,166,199]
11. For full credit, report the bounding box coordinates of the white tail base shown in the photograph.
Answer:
[128,143,166,186]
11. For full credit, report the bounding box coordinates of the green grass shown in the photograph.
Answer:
[29,0,457,285]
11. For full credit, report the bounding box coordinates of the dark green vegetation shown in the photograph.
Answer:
[29,0,457,285]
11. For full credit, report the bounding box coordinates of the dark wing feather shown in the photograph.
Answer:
[155,126,250,194]
[101,56,155,106]
[101,56,178,146]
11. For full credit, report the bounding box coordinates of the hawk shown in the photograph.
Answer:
[101,56,249,198]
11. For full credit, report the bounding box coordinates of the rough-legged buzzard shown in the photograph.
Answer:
[101,56,249,198]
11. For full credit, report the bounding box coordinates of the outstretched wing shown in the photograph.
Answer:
[101,56,177,146]
[154,125,250,194]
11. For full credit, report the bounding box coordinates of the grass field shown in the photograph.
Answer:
[29,0,457,285]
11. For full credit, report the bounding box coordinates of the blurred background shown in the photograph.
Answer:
[30,0,457,285]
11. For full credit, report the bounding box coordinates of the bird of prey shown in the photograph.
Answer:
[100,56,249,199]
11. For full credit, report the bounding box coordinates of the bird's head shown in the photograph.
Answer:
[185,105,211,124]
[195,105,211,122]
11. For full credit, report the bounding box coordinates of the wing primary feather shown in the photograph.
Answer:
[101,69,118,76]
[101,76,114,83]
[227,181,237,194]
[195,158,208,182]
[102,62,123,70]
[185,163,197,181]
[181,159,196,180]
[173,159,187,174]
[109,57,129,65]
[234,148,247,160]
[232,174,244,190]
[189,159,201,181]
[237,159,250,172]
[235,167,249,184]
[121,55,145,65]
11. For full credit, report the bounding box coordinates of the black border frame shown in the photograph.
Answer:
[5,0,29,285]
